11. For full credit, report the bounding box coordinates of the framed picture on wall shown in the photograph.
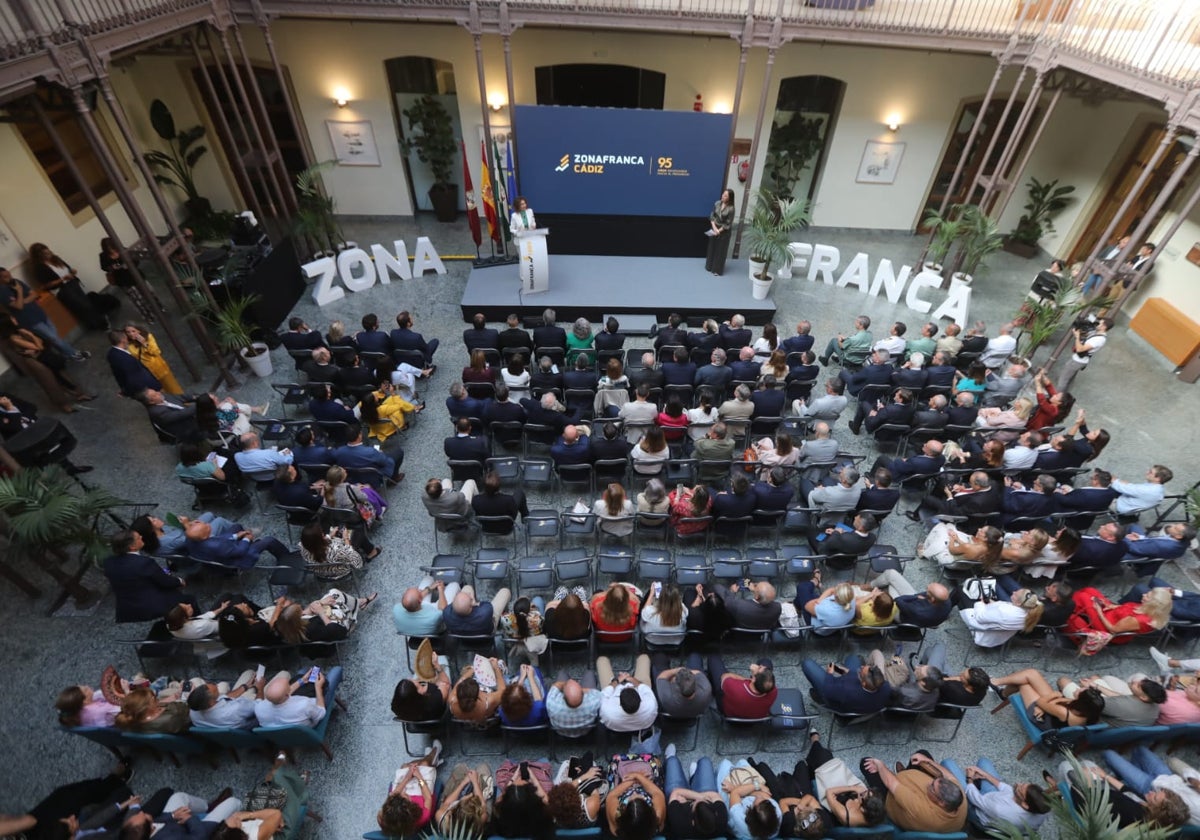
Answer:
[856,139,905,184]
[326,120,381,166]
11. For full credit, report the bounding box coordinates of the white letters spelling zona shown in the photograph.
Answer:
[306,237,446,307]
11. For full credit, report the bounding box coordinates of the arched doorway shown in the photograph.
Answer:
[763,75,845,203]
[534,64,665,109]
[385,56,462,213]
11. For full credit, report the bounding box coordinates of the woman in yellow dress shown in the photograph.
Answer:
[359,380,424,442]
[124,322,182,394]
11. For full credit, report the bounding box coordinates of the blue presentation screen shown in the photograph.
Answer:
[513,105,733,217]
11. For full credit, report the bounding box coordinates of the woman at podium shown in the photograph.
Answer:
[705,188,735,276]
[510,196,536,234]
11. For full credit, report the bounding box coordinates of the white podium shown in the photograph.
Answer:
[515,228,550,294]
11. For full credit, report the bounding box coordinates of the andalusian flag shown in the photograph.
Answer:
[480,139,500,243]
[460,139,481,248]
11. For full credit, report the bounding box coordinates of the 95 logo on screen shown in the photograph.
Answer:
[655,155,690,177]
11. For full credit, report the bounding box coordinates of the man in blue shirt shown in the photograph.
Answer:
[394,578,458,637]
[1112,465,1173,515]
[442,585,510,636]
[232,432,293,480]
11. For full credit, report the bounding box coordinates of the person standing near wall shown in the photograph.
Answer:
[705,189,735,276]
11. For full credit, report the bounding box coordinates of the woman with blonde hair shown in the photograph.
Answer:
[920,523,1006,572]
[974,397,1035,445]
[794,572,857,636]
[594,482,635,537]
[435,764,493,835]
[1001,528,1051,565]
[322,465,381,554]
[1066,586,1172,644]
[114,686,190,733]
[124,322,182,394]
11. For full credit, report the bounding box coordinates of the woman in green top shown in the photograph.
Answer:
[566,318,594,364]
[706,188,736,276]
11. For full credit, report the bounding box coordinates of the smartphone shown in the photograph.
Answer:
[652,582,662,598]
[308,666,321,683]
[256,663,266,680]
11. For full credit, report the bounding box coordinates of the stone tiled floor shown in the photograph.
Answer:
[0,215,1195,836]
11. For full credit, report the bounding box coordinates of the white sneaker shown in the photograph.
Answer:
[689,761,698,777]
[665,743,677,759]
[1150,646,1173,675]
[429,738,444,766]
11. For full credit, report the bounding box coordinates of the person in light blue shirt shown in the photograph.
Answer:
[1112,465,1172,515]
[546,672,602,738]
[232,431,293,479]
[132,512,238,557]
[716,758,783,840]
[792,578,856,635]
[393,577,459,637]
[188,674,262,729]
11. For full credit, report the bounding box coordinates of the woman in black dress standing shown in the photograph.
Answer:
[705,188,735,276]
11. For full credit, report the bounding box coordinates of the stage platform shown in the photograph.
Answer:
[460,254,776,325]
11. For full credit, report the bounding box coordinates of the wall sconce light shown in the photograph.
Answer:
[712,100,732,115]
[488,92,507,111]
[885,113,902,131]
[333,87,351,108]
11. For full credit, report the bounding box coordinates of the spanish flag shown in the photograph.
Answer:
[481,140,500,243]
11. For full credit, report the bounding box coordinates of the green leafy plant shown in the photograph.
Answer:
[194,293,264,357]
[399,94,458,187]
[765,112,824,200]
[294,160,346,255]
[1010,177,1076,246]
[954,204,1005,279]
[743,189,811,279]
[923,206,962,267]
[1017,275,1086,358]
[0,466,127,565]
[1184,486,1200,529]
[188,209,237,244]
[143,99,210,213]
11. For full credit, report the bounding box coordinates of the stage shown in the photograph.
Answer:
[459,254,776,325]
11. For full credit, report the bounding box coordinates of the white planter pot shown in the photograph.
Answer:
[240,343,274,377]
[923,261,943,273]
[775,263,792,280]
[751,274,774,300]
[748,258,766,280]
[952,271,973,285]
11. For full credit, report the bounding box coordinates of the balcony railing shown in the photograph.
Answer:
[3,0,1200,91]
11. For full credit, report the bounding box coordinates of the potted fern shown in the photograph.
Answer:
[743,189,810,298]
[198,293,273,377]
[400,95,459,222]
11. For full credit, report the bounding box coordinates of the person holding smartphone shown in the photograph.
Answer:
[254,666,339,728]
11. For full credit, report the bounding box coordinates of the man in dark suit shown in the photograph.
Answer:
[785,351,821,399]
[106,330,160,397]
[138,388,203,442]
[533,308,567,350]
[1069,523,1128,572]
[471,470,529,524]
[593,317,625,353]
[857,468,901,514]
[444,417,490,466]
[840,349,894,398]
[860,388,916,439]
[910,470,999,522]
[355,313,393,356]
[550,425,592,467]
[719,314,752,351]
[332,425,402,483]
[750,376,786,420]
[694,348,734,393]
[1001,474,1058,527]
[654,313,688,351]
[811,512,878,554]
[308,385,359,426]
[390,310,439,365]
[301,347,340,396]
[484,384,526,448]
[628,353,664,392]
[463,312,499,353]
[867,573,953,628]
[280,317,326,369]
[801,655,893,714]
[911,394,950,431]
[728,346,762,382]
[891,355,928,391]
[332,354,375,396]
[779,320,815,356]
[184,518,290,570]
[711,472,758,519]
[1054,469,1118,530]
[445,382,488,423]
[273,464,323,511]
[590,421,633,462]
[529,356,564,393]
[752,467,794,514]
[292,427,336,474]
[497,313,534,355]
[957,322,989,362]
[103,530,194,622]
[662,347,697,386]
[563,355,599,391]
[924,351,957,389]
[947,392,979,427]
[713,580,782,630]
[521,392,581,433]
[872,440,945,486]
[687,320,722,354]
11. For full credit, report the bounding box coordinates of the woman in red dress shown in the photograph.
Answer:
[1066,586,1172,644]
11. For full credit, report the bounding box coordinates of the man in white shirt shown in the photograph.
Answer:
[940,758,1051,832]
[597,654,658,732]
[254,667,339,727]
[979,323,1017,370]
[1002,431,1041,470]
[1055,317,1111,392]
[188,672,263,729]
[873,321,908,359]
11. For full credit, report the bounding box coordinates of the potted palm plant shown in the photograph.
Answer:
[400,95,459,222]
[0,465,127,605]
[294,161,348,258]
[921,206,961,272]
[1005,177,1076,258]
[951,204,1004,284]
[143,99,212,219]
[198,293,273,377]
[743,189,811,299]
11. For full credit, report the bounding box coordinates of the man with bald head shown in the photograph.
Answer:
[713,580,781,631]
[393,577,459,637]
[550,424,592,467]
[729,345,761,382]
[779,320,814,356]
[869,568,954,628]
[719,313,752,350]
[628,352,664,392]
[254,665,341,727]
[183,519,289,569]
[443,584,511,635]
[546,670,602,737]
[233,431,293,480]
[796,421,838,467]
